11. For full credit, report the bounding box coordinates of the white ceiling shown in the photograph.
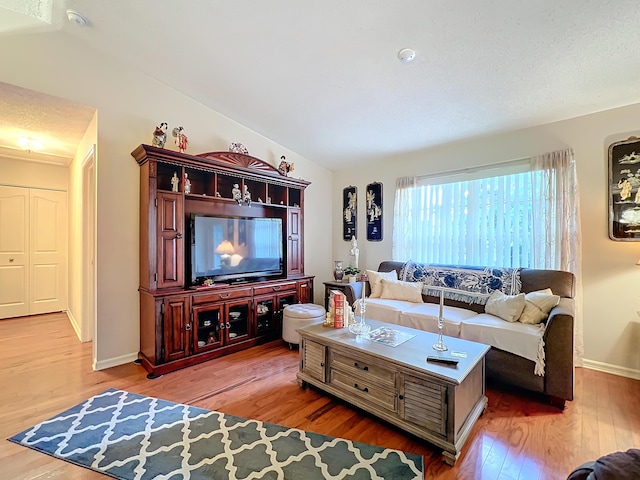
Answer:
[3,0,640,169]
[0,81,95,166]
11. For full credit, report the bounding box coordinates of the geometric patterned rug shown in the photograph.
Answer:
[8,388,423,479]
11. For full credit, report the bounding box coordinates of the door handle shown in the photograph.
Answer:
[175,233,183,239]
[185,324,191,331]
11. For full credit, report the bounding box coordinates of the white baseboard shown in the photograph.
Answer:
[583,359,640,381]
[93,352,139,371]
[66,310,82,341]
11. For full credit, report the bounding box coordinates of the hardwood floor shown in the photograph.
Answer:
[1,313,638,480]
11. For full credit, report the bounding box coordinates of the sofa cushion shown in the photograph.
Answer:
[400,303,478,337]
[485,290,526,323]
[357,298,417,325]
[367,269,398,298]
[379,279,424,303]
[460,313,546,375]
[519,288,560,325]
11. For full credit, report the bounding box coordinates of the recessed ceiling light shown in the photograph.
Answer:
[66,9,88,27]
[398,48,416,64]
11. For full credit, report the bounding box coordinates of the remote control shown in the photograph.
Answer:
[426,355,459,365]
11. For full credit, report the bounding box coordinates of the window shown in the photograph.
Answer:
[393,152,580,270]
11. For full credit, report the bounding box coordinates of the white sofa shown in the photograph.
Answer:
[341,261,576,407]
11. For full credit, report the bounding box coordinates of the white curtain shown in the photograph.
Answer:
[392,176,418,261]
[530,148,583,365]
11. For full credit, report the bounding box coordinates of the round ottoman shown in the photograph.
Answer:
[282,303,326,346]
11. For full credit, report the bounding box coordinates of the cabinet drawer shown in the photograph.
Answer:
[329,369,397,412]
[192,287,252,304]
[330,351,396,387]
[253,282,297,296]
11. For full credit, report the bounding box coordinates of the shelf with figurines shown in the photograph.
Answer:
[182,168,213,197]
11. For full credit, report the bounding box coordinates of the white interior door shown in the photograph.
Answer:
[29,189,67,315]
[0,186,30,318]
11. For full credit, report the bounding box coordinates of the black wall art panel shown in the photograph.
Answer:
[366,182,383,241]
[343,186,357,240]
[609,136,640,240]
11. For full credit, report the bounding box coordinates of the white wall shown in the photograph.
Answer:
[332,102,640,377]
[0,156,68,190]
[67,112,98,342]
[1,32,333,369]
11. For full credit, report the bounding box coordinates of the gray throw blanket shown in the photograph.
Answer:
[399,261,522,305]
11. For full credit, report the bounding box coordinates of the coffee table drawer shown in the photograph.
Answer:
[329,369,397,412]
[330,351,395,387]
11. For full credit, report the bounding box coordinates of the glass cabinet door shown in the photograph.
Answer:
[193,304,223,352]
[254,297,276,336]
[276,292,297,331]
[225,300,251,344]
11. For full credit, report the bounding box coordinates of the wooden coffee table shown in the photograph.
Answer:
[296,319,490,465]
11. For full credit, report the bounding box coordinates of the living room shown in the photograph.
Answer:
[1,2,639,478]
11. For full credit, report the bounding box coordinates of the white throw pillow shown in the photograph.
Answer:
[366,269,398,298]
[379,278,424,303]
[485,290,526,323]
[519,288,560,325]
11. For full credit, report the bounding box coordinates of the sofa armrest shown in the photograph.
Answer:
[340,282,368,307]
[542,297,575,401]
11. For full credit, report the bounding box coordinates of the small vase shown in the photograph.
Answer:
[333,261,344,282]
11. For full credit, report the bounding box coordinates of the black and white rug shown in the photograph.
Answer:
[9,388,423,479]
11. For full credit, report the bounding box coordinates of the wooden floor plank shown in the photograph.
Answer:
[1,313,639,480]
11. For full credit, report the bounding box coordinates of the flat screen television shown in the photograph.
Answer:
[190,214,284,285]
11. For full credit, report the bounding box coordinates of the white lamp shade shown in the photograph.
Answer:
[215,240,235,255]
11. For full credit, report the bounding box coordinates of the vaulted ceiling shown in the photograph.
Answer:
[2,0,640,169]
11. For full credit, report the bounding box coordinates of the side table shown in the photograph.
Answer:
[323,280,350,310]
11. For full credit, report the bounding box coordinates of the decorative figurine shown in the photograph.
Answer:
[184,173,191,194]
[215,192,221,198]
[232,184,242,204]
[152,122,168,148]
[171,172,179,192]
[229,142,249,154]
[172,126,188,153]
[257,197,263,203]
[278,155,295,176]
[349,236,359,269]
[243,185,251,206]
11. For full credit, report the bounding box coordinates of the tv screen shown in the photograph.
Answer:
[190,214,284,284]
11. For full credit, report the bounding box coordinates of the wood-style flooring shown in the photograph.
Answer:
[1,312,638,479]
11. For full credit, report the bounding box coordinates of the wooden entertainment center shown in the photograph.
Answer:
[132,145,314,378]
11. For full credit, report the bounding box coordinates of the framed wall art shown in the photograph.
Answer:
[609,136,640,241]
[343,186,357,240]
[366,182,383,241]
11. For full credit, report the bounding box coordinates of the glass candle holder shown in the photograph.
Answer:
[432,288,448,351]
